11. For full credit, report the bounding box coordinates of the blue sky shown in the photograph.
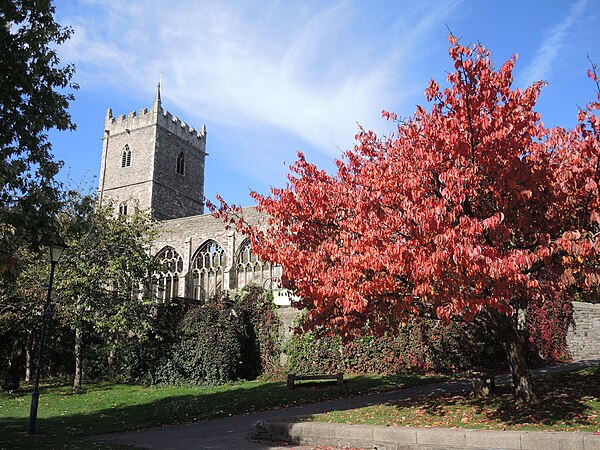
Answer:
[50,0,600,207]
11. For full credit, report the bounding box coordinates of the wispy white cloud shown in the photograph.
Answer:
[56,0,459,182]
[520,0,588,86]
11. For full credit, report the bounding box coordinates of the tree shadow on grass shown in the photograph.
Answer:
[385,366,599,430]
[477,366,600,428]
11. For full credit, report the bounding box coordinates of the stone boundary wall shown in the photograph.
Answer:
[567,301,600,360]
[276,306,300,342]
[253,421,600,450]
[276,306,301,365]
[276,301,600,362]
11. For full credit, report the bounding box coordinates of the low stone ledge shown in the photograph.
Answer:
[373,426,417,446]
[334,423,374,441]
[520,431,588,450]
[584,433,600,450]
[417,427,466,447]
[253,420,600,450]
[294,422,336,446]
[333,423,375,449]
[464,429,522,449]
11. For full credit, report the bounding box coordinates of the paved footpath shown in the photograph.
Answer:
[92,358,600,450]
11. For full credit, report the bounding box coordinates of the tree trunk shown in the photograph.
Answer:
[25,333,33,382]
[73,328,83,390]
[8,340,21,379]
[107,348,114,370]
[487,308,538,404]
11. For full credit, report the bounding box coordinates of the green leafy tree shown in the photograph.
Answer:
[0,246,48,382]
[1,192,160,389]
[55,196,159,389]
[0,0,77,270]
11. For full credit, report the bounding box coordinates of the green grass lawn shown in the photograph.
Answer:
[0,373,444,449]
[309,367,600,433]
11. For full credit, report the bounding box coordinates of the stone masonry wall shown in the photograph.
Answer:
[98,116,157,214]
[567,301,600,359]
[152,117,205,220]
[153,206,263,264]
[152,206,279,297]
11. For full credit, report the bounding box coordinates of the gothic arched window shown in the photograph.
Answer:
[176,151,185,175]
[236,239,272,288]
[121,145,132,167]
[118,201,128,216]
[191,240,226,303]
[154,246,183,301]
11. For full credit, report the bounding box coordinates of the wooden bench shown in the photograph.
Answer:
[287,373,343,389]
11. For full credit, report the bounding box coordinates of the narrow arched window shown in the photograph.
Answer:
[235,239,272,288]
[121,145,131,167]
[154,246,184,301]
[118,202,128,216]
[191,240,226,303]
[176,152,185,175]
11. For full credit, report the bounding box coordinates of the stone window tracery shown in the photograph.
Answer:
[176,151,185,175]
[118,201,128,216]
[236,239,272,288]
[154,246,183,301]
[121,144,132,167]
[191,240,226,303]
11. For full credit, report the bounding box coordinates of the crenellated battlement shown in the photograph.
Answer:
[105,105,154,134]
[105,95,206,149]
[157,109,207,145]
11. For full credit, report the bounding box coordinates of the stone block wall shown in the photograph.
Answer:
[98,117,157,213]
[152,206,280,297]
[567,301,600,359]
[152,119,205,219]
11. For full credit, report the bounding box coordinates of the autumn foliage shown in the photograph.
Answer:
[210,37,599,401]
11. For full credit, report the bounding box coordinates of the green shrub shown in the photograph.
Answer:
[106,285,281,386]
[155,300,245,384]
[90,298,191,384]
[285,329,344,374]
[285,317,503,375]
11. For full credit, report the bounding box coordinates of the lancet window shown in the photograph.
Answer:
[118,202,128,216]
[154,246,183,301]
[191,240,226,303]
[176,151,185,175]
[121,144,132,167]
[236,239,273,288]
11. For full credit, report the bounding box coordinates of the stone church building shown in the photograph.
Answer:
[97,85,284,304]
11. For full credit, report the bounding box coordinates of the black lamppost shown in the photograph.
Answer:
[27,243,67,435]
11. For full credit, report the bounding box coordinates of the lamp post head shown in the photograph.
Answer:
[49,243,68,264]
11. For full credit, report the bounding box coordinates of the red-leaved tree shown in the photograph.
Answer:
[210,37,599,404]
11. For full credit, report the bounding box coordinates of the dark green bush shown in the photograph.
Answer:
[154,300,245,384]
[85,298,191,384]
[66,286,280,384]
[106,285,281,386]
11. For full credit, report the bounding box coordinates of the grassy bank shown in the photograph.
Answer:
[0,373,444,449]
[309,367,600,433]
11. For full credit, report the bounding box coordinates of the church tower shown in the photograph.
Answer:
[97,84,207,220]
